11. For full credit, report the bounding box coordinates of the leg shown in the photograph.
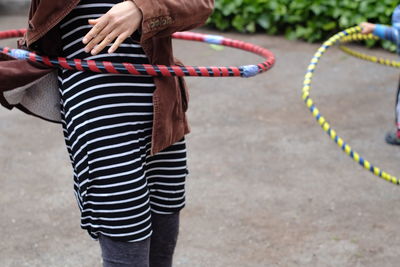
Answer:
[150,212,180,267]
[395,75,400,135]
[99,234,151,267]
[385,76,400,145]
[145,139,187,267]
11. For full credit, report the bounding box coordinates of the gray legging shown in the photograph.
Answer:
[99,212,180,267]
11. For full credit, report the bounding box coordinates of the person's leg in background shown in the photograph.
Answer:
[385,74,400,145]
[396,75,400,138]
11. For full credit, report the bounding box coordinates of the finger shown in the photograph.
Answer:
[82,18,108,44]
[91,31,120,55]
[84,24,114,53]
[108,33,129,54]
[360,25,367,34]
[88,18,100,25]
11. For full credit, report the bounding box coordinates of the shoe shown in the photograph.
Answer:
[385,131,400,145]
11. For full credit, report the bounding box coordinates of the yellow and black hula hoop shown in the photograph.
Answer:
[339,32,400,68]
[302,26,399,185]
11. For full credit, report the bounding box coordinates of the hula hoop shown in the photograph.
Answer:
[0,29,275,78]
[339,33,400,68]
[302,25,399,185]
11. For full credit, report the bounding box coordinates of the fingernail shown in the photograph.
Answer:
[82,38,87,44]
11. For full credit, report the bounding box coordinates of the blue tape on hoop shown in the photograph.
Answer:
[242,65,260,78]
[10,49,29,60]
[204,35,224,45]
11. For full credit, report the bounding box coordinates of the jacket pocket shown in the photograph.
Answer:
[174,59,189,112]
[177,76,189,112]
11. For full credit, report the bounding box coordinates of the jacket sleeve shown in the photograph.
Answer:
[128,0,214,42]
[374,5,400,48]
[373,25,400,45]
[392,5,400,29]
[373,25,400,54]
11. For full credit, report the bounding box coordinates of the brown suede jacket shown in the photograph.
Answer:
[0,0,214,154]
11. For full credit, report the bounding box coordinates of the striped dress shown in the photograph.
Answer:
[57,0,187,242]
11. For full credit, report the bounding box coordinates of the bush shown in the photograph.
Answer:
[208,0,398,43]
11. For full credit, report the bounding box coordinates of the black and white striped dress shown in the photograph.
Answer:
[57,0,187,242]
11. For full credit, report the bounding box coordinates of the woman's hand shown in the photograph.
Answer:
[360,22,376,34]
[82,1,142,55]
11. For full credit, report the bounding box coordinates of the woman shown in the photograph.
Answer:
[0,0,214,266]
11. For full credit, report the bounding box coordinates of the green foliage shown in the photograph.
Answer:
[208,0,399,43]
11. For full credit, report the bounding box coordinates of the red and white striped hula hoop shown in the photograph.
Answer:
[0,29,275,78]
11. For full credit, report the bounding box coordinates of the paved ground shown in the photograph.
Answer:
[1,10,400,267]
[0,1,29,14]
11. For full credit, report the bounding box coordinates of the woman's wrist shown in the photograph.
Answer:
[125,0,143,31]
